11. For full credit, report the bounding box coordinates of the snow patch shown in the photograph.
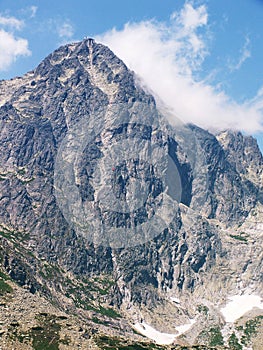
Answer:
[170,297,180,304]
[175,318,196,336]
[134,318,196,345]
[220,294,263,323]
[134,322,176,345]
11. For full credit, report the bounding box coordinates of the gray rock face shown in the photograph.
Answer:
[217,130,263,201]
[0,39,262,348]
[189,125,260,224]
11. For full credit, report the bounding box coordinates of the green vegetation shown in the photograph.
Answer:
[8,314,70,350]
[0,268,13,295]
[208,327,224,347]
[0,168,35,183]
[0,226,29,242]
[30,315,61,350]
[230,231,248,242]
[95,335,222,350]
[63,274,121,319]
[0,168,32,182]
[94,335,165,349]
[0,279,13,295]
[197,304,209,315]
[0,172,8,181]
[98,305,121,318]
[17,168,26,175]
[228,333,242,350]
[197,326,224,347]
[0,270,10,280]
[39,263,63,280]
[92,316,109,326]
[20,177,35,184]
[240,316,263,345]
[83,275,115,295]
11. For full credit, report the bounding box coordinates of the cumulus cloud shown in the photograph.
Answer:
[0,29,31,70]
[97,1,263,134]
[0,14,31,71]
[171,2,207,29]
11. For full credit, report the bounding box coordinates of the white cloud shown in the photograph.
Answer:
[44,18,74,43]
[97,1,263,133]
[57,21,74,39]
[29,6,38,18]
[229,36,251,71]
[0,15,24,30]
[248,86,263,112]
[171,2,207,29]
[19,5,38,18]
[0,14,31,71]
[0,29,31,71]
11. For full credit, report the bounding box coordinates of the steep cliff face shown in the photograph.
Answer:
[217,130,263,200]
[0,39,262,349]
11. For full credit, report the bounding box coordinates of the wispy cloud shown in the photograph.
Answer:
[248,87,263,112]
[229,36,251,71]
[98,1,263,133]
[0,15,24,30]
[19,5,38,19]
[29,6,38,18]
[57,21,74,39]
[43,18,74,43]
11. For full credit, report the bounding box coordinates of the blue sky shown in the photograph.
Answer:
[0,0,263,151]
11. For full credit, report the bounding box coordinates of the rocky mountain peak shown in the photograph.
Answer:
[0,40,262,349]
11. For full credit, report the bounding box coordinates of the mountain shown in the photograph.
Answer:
[0,39,262,350]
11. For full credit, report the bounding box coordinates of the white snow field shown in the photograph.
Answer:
[175,318,196,336]
[134,294,263,345]
[134,322,176,345]
[220,294,263,322]
[134,318,196,345]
